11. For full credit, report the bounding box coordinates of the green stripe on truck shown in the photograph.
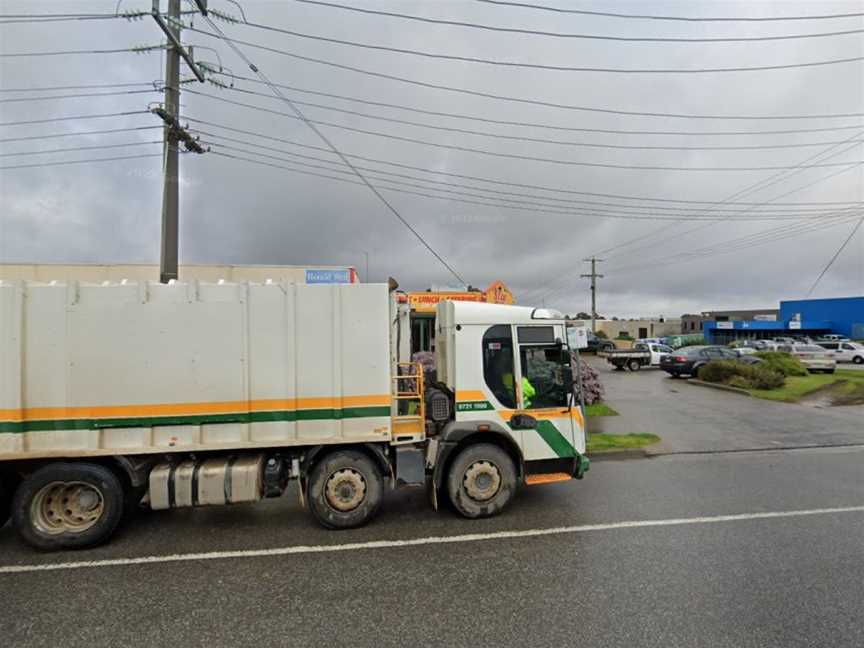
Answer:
[0,406,392,434]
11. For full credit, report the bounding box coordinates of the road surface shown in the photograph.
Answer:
[1,446,862,648]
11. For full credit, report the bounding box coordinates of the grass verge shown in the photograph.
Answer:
[748,369,864,403]
[585,403,619,417]
[587,433,660,453]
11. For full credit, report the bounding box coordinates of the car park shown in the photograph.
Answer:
[777,344,837,373]
[815,340,864,364]
[659,345,740,378]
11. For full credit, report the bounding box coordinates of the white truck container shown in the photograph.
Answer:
[0,280,588,550]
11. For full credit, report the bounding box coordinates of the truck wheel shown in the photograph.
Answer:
[853,356,863,365]
[307,450,384,530]
[0,478,11,528]
[12,463,125,551]
[627,359,641,372]
[447,443,517,519]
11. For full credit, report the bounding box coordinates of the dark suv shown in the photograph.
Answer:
[659,346,740,378]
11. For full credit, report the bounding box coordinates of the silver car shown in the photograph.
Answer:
[777,344,837,374]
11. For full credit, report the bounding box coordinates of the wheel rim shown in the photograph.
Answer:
[463,460,502,502]
[324,469,367,512]
[30,481,105,535]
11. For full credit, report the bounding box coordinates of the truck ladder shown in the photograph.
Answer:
[391,361,425,444]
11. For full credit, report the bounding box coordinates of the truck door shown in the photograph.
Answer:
[512,326,585,470]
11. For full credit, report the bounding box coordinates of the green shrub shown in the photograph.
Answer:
[615,332,633,341]
[754,351,808,377]
[727,376,752,390]
[698,360,785,390]
[748,365,785,390]
[696,360,740,383]
[594,330,608,339]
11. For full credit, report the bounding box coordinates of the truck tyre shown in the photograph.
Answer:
[627,359,641,372]
[0,478,11,528]
[307,450,384,530]
[853,356,863,365]
[11,462,125,551]
[447,443,517,519]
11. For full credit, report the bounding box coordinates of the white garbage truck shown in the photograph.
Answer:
[0,279,588,550]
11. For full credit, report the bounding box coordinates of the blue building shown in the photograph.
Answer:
[704,296,863,344]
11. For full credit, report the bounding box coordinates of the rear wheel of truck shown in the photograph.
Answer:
[11,462,125,551]
[627,359,641,372]
[307,450,384,530]
[0,477,12,528]
[447,443,517,519]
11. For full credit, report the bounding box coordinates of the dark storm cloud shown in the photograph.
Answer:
[1,0,862,316]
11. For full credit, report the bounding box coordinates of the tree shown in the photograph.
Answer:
[595,330,609,339]
[573,311,592,320]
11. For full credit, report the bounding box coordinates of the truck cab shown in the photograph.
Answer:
[433,301,588,486]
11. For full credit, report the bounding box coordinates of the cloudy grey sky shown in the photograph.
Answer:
[1,0,862,318]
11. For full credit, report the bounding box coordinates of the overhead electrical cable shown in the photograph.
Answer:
[0,82,154,92]
[183,115,864,208]
[188,23,864,74]
[0,89,159,103]
[0,110,150,126]
[0,153,162,170]
[195,130,859,217]
[211,85,864,151]
[0,141,161,157]
[807,217,864,295]
[209,72,864,131]
[200,14,466,284]
[0,47,160,58]
[188,31,864,121]
[294,0,864,42]
[0,125,162,143]
[186,88,864,172]
[474,0,864,22]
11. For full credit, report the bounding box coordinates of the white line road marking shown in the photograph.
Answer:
[2,505,863,575]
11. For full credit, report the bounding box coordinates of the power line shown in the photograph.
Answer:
[0,12,120,19]
[200,14,466,284]
[0,89,158,103]
[183,115,864,207]
[0,125,162,143]
[807,217,864,295]
[0,141,161,157]
[196,130,859,217]
[0,82,153,92]
[475,0,864,22]
[0,110,149,127]
[189,22,864,74]
[0,153,162,171]
[190,29,864,122]
[0,47,161,58]
[211,84,864,151]
[295,0,864,42]
[186,88,864,172]
[209,71,864,130]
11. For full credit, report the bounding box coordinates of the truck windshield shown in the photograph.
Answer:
[519,345,569,409]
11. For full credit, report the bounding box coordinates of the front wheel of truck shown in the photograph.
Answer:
[447,443,517,519]
[307,450,384,530]
[12,462,125,551]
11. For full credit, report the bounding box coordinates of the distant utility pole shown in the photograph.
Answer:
[150,0,207,283]
[580,257,604,333]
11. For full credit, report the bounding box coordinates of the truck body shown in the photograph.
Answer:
[0,280,587,550]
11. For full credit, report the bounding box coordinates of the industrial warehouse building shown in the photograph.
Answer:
[703,296,864,344]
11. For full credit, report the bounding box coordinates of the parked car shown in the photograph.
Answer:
[751,340,781,351]
[815,341,864,364]
[773,336,798,345]
[776,344,837,373]
[636,338,665,346]
[659,345,740,378]
[816,334,850,343]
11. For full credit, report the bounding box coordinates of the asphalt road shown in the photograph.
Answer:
[586,357,864,453]
[1,446,863,648]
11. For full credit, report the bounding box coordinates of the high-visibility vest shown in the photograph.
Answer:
[503,373,535,408]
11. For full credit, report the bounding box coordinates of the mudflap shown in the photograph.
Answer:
[395,446,426,488]
[574,454,590,479]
